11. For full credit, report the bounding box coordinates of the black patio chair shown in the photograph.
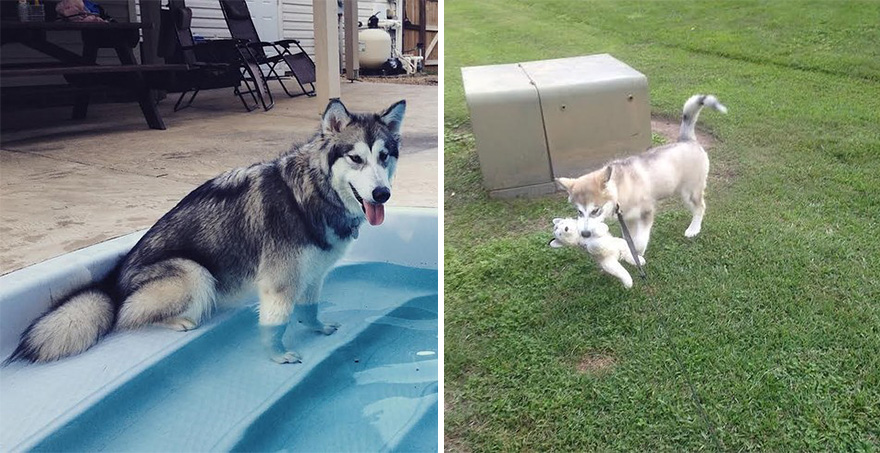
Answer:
[219,0,317,106]
[154,0,261,111]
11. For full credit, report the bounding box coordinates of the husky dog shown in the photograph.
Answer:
[6,99,406,364]
[548,217,645,288]
[556,94,727,256]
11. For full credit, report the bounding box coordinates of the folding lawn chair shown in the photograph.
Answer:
[219,0,317,109]
[155,0,262,111]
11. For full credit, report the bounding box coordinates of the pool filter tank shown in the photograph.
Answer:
[461,54,651,198]
[359,13,392,69]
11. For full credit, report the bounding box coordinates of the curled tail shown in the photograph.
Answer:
[679,94,728,142]
[5,281,117,364]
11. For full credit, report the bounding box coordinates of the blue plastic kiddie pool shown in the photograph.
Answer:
[0,208,438,452]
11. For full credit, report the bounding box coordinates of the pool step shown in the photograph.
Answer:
[226,296,439,452]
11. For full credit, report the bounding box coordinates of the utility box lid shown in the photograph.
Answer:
[462,54,651,198]
[519,54,646,90]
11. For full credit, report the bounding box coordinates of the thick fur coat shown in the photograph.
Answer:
[556,94,727,256]
[7,99,406,364]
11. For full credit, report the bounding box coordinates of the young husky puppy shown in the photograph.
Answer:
[6,99,406,365]
[549,217,645,288]
[556,94,727,255]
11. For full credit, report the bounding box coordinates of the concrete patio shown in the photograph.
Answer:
[0,80,438,274]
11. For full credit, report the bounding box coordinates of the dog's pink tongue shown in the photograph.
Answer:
[363,201,385,226]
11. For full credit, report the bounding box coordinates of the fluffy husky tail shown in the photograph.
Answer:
[4,278,117,364]
[679,94,727,142]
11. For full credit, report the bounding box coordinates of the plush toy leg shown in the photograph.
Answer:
[599,258,633,289]
[620,247,646,267]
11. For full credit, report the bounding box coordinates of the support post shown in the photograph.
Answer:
[344,0,359,81]
[313,0,342,105]
[419,0,426,58]
[139,0,161,64]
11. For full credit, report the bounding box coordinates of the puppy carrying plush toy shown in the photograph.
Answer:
[548,217,645,288]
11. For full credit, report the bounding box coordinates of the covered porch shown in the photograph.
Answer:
[0,79,438,274]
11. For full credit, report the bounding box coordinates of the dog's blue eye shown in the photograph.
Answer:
[348,155,363,164]
[590,208,601,217]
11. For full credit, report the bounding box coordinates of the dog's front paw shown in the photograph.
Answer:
[260,324,301,364]
[296,304,337,335]
[620,275,633,289]
[270,350,302,364]
[638,255,647,266]
[300,319,339,335]
[685,225,701,238]
[315,323,339,335]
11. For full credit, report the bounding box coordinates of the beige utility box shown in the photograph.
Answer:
[462,54,651,198]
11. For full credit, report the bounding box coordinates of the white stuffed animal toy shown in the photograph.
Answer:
[548,217,645,288]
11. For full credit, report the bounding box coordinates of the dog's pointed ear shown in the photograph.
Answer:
[548,238,564,248]
[555,177,574,193]
[379,100,406,135]
[552,217,563,225]
[602,166,614,185]
[322,99,352,134]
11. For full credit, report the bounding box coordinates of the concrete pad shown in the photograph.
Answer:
[0,150,195,272]
[0,81,438,274]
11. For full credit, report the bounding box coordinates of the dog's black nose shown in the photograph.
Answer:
[581,230,591,238]
[372,187,391,204]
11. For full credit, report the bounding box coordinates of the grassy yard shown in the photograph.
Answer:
[443,1,880,451]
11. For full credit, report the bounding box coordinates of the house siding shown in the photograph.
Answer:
[1,0,401,87]
[187,0,401,58]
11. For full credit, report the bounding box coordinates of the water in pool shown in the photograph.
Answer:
[27,262,438,452]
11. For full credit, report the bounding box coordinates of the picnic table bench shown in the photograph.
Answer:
[1,20,186,130]
[0,63,188,77]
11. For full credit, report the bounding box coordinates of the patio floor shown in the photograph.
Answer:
[0,80,438,274]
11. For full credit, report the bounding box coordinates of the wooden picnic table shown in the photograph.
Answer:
[0,20,186,130]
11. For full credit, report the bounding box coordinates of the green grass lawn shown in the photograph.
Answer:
[443,1,880,450]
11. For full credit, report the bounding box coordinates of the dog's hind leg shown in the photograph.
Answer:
[116,259,216,331]
[599,258,633,289]
[682,186,706,238]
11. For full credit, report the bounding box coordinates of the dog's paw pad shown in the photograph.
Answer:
[304,322,339,335]
[271,350,302,364]
[684,227,701,238]
[162,317,198,332]
[318,323,339,335]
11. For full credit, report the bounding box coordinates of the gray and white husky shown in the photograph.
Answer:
[556,94,727,255]
[6,99,406,364]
